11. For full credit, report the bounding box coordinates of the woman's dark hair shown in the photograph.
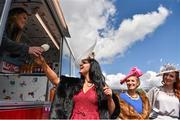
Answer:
[84,59,107,112]
[5,7,28,41]
[88,59,106,86]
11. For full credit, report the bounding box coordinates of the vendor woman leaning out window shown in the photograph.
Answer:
[0,7,44,61]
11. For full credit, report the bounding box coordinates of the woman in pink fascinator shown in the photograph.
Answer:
[118,67,151,119]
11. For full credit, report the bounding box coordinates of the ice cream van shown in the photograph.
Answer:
[0,0,76,119]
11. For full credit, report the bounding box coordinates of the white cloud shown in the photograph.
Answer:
[95,5,170,61]
[139,71,162,89]
[105,72,126,90]
[61,0,116,62]
[104,71,162,90]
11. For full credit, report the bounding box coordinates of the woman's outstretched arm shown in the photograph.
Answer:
[34,55,60,86]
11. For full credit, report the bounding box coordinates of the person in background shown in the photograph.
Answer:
[34,54,120,119]
[0,7,43,61]
[118,67,151,119]
[147,64,180,119]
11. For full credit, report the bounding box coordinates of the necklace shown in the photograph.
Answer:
[162,87,174,96]
[126,92,139,100]
[86,83,94,87]
[165,92,174,96]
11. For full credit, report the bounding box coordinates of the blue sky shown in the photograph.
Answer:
[61,0,180,89]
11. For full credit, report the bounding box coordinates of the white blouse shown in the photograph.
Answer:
[156,90,179,117]
[148,86,180,119]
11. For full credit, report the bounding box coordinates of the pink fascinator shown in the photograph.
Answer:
[120,67,143,84]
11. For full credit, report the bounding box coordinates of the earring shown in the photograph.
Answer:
[161,80,165,85]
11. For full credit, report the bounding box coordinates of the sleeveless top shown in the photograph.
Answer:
[70,86,100,119]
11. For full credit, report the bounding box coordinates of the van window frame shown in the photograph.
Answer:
[0,0,12,46]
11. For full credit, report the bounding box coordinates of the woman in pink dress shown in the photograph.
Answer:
[34,54,120,119]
